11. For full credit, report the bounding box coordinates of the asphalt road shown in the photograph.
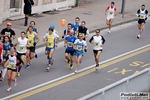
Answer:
[0,20,150,100]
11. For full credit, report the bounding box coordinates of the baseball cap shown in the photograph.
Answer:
[50,24,55,29]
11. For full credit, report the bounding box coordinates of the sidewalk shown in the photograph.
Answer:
[0,0,150,48]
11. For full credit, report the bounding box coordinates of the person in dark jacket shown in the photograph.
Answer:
[24,0,34,26]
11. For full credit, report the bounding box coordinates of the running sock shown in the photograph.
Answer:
[18,66,22,72]
[48,58,52,64]
[2,68,7,78]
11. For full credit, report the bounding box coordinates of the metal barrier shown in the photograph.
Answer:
[78,67,150,100]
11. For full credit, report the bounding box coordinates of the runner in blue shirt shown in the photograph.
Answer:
[72,17,81,36]
[64,29,77,69]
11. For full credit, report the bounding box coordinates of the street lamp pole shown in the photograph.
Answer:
[121,0,126,18]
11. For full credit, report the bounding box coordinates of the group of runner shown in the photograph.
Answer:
[0,21,40,92]
[105,2,148,38]
[0,2,149,92]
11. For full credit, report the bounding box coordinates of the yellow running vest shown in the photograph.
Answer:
[47,34,55,48]
[28,32,35,47]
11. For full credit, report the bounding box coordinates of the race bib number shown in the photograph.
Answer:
[29,40,34,46]
[76,46,82,51]
[19,46,25,51]
[110,12,113,14]
[48,42,52,46]
[67,43,72,47]
[5,32,10,37]
[8,64,15,69]
[94,43,100,46]
[140,16,144,19]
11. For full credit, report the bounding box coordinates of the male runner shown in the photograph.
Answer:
[89,29,105,70]
[136,4,148,39]
[105,2,117,34]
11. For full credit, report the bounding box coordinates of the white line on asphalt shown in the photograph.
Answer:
[1,44,150,100]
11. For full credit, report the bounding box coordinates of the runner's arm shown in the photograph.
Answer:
[84,41,88,52]
[14,39,19,47]
[85,30,89,38]
[11,30,16,41]
[43,34,47,44]
[105,6,109,14]
[145,10,149,20]
[4,55,9,67]
[36,34,40,43]
[136,9,140,17]
[114,7,117,15]
[0,29,7,37]
[89,35,94,43]
[101,35,105,44]
[64,37,67,47]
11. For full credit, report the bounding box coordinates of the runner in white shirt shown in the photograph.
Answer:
[74,34,88,73]
[89,29,105,71]
[14,31,28,76]
[105,2,117,33]
[136,4,148,39]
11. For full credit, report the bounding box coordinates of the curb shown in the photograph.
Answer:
[36,18,138,49]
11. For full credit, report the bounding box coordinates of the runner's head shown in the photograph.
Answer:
[141,4,145,10]
[30,21,36,27]
[111,2,115,7]
[10,45,16,54]
[49,28,53,34]
[21,31,26,38]
[28,26,33,33]
[75,17,80,24]
[79,34,83,40]
[6,22,12,29]
[70,29,74,36]
[81,21,86,28]
[4,36,10,43]
[95,29,100,36]
[68,23,72,30]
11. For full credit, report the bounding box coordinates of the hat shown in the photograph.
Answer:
[50,24,55,29]
[7,22,12,26]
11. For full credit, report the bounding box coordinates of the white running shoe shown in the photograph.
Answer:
[46,66,50,71]
[7,87,11,92]
[108,30,111,34]
[14,79,17,86]
[137,35,140,39]
[74,70,78,74]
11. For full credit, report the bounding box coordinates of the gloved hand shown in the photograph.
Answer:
[62,36,64,38]
[84,49,87,52]
[145,17,147,20]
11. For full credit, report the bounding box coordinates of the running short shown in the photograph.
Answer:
[65,49,74,56]
[138,19,145,24]
[93,49,102,55]
[27,47,35,52]
[107,16,114,20]
[45,47,54,51]
[74,51,83,57]
[17,52,26,57]
[7,68,17,72]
